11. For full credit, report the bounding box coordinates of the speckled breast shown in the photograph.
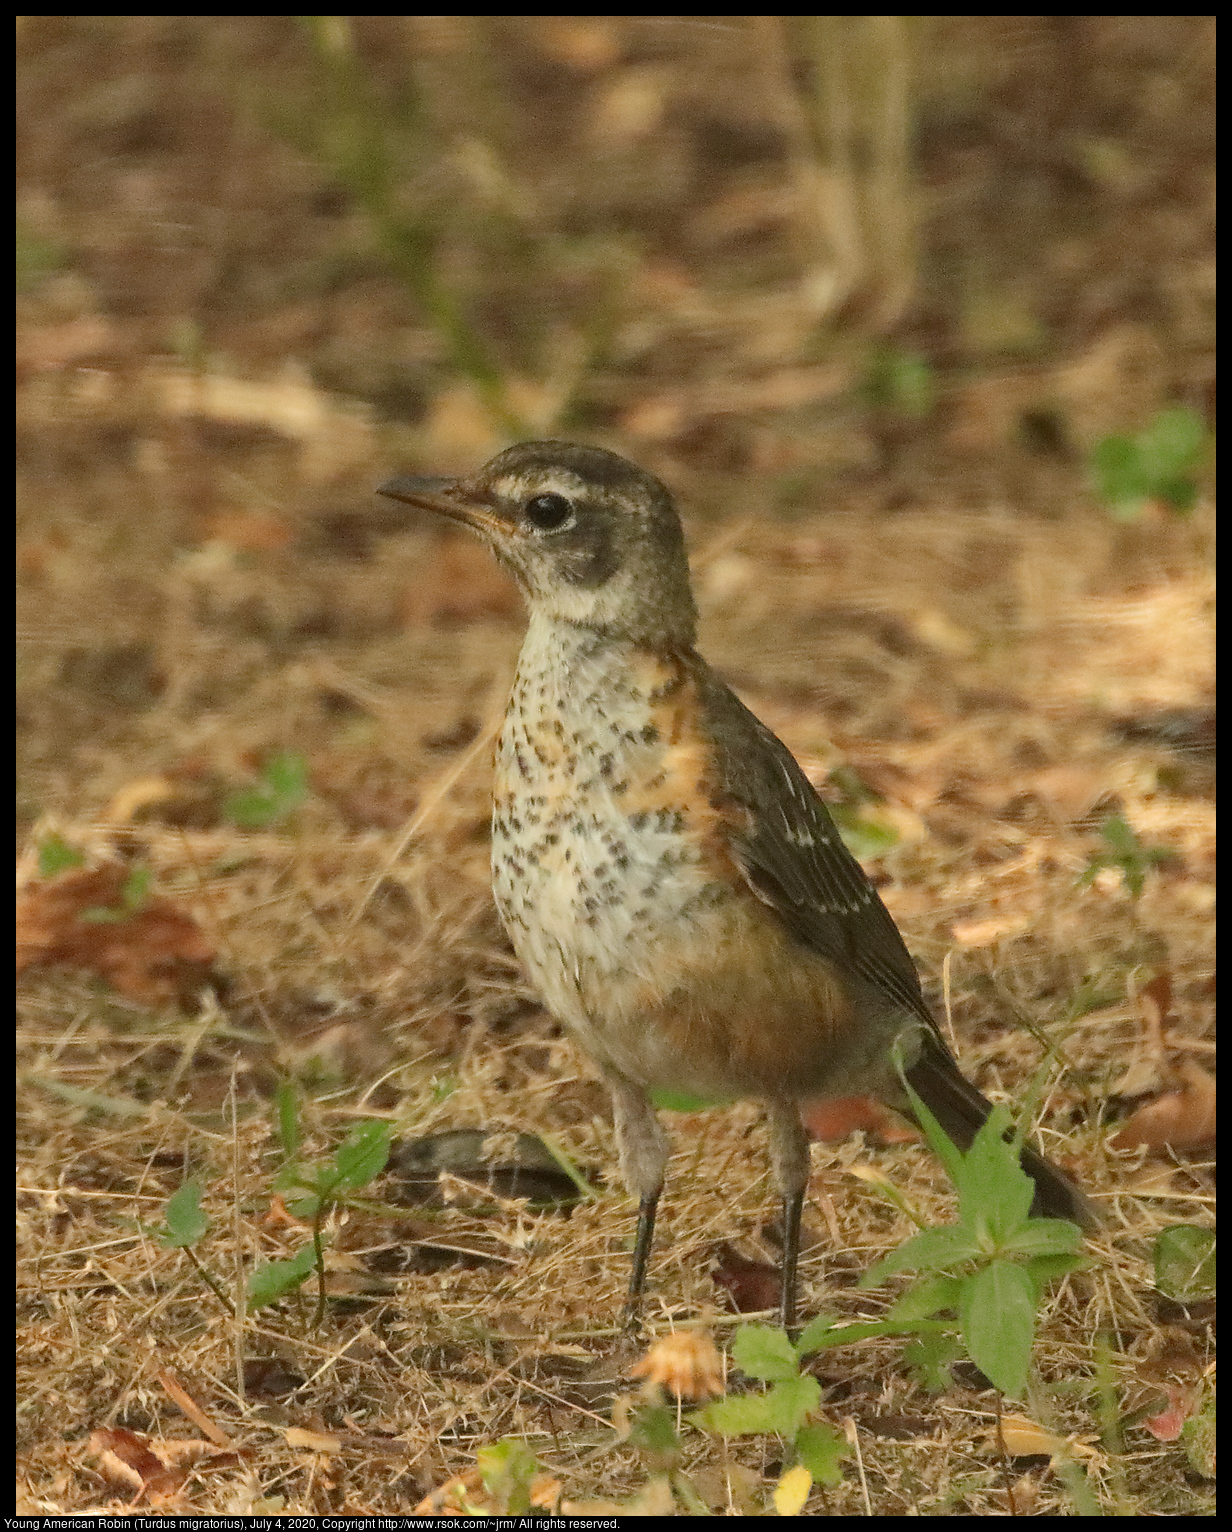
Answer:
[491,612,740,1075]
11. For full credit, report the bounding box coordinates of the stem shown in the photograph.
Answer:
[185,1247,236,1318]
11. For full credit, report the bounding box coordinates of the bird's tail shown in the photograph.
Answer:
[904,1038,1097,1228]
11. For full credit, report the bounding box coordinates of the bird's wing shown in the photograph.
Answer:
[697,669,938,1031]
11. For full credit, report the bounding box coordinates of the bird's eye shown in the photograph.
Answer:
[523,492,574,531]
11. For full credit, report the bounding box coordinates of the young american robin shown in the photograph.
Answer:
[380,441,1094,1331]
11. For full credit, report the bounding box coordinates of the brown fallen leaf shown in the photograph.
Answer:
[712,1244,780,1314]
[1112,1059,1217,1151]
[87,1427,187,1505]
[16,864,217,1005]
[200,509,295,553]
[993,1413,1098,1465]
[801,1095,918,1144]
[284,1426,343,1454]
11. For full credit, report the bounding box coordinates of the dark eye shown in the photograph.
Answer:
[524,492,574,531]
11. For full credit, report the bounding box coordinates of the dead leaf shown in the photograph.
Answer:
[1112,1060,1217,1150]
[951,913,1031,947]
[86,1428,187,1504]
[16,864,217,1005]
[712,1244,780,1314]
[993,1413,1097,1464]
[1142,1384,1198,1443]
[801,1095,918,1144]
[105,776,183,824]
[201,510,295,553]
[283,1426,342,1454]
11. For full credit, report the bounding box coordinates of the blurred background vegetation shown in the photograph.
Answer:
[18,16,1213,486]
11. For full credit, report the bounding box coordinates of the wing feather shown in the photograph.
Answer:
[697,670,937,1032]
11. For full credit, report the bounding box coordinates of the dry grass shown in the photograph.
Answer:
[17,16,1214,1517]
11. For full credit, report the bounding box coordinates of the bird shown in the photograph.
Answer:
[379,440,1095,1333]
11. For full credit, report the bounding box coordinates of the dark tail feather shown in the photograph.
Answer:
[904,1041,1097,1229]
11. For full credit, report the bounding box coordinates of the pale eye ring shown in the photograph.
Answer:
[524,492,574,531]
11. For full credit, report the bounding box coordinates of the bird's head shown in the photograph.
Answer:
[379,440,697,646]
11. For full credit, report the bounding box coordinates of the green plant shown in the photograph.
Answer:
[1080,813,1177,899]
[1153,1225,1215,1303]
[248,1082,394,1322]
[825,764,902,860]
[80,866,154,921]
[475,1438,549,1516]
[864,344,935,417]
[35,833,86,877]
[223,751,309,830]
[860,1081,1089,1400]
[156,1179,234,1316]
[690,1324,850,1499]
[1089,406,1209,521]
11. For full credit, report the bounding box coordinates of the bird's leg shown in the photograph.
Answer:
[626,1194,660,1328]
[606,1072,669,1331]
[767,1102,812,1339]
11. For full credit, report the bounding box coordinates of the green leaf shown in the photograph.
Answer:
[282,1190,324,1220]
[957,1106,1035,1242]
[1153,1225,1216,1302]
[960,1260,1037,1398]
[903,1328,962,1393]
[831,805,901,860]
[866,346,936,417]
[1023,1252,1089,1293]
[332,1120,394,1190]
[476,1437,542,1515]
[697,1375,822,1439]
[761,1375,822,1436]
[1001,1219,1084,1259]
[886,1272,963,1321]
[628,1402,681,1470]
[894,1055,966,1186]
[26,1075,150,1117]
[731,1324,801,1381]
[274,1079,301,1161]
[247,1241,318,1310]
[1137,406,1207,476]
[1090,433,1147,514]
[223,751,309,829]
[794,1312,839,1359]
[1180,1393,1216,1480]
[862,1224,982,1286]
[161,1180,210,1248]
[1156,475,1199,515]
[36,834,86,877]
[794,1421,848,1487]
[691,1392,785,1437]
[649,1088,733,1112]
[122,866,153,911]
